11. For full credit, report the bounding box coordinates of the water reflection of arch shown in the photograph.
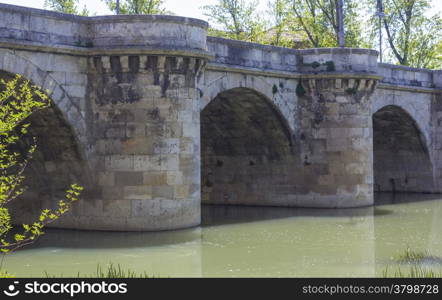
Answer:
[8,227,203,277]
[28,227,202,250]
[201,205,376,277]
[373,193,442,276]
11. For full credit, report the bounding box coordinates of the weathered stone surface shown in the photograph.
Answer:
[1,3,441,231]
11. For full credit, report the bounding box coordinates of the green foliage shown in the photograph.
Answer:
[264,0,295,47]
[44,0,89,15]
[203,0,267,43]
[44,263,153,278]
[382,247,442,278]
[290,0,365,48]
[0,74,82,259]
[103,0,167,14]
[203,0,366,48]
[383,265,442,278]
[394,247,431,263]
[345,87,357,95]
[0,269,14,278]
[324,60,335,71]
[296,82,306,97]
[304,60,335,71]
[368,0,442,68]
[95,264,152,278]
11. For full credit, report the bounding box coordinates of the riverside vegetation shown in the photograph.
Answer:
[0,74,82,277]
[383,248,442,278]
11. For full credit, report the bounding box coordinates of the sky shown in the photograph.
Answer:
[0,0,217,19]
[0,0,441,20]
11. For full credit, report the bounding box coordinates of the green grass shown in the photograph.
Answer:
[383,247,442,278]
[0,269,15,278]
[44,263,154,278]
[93,263,152,278]
[383,265,442,278]
[394,247,429,263]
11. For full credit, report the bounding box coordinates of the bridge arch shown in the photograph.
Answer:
[372,90,431,149]
[372,104,434,193]
[0,50,87,149]
[201,86,301,206]
[0,64,91,226]
[199,72,297,132]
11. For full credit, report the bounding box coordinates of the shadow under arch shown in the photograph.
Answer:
[372,104,434,195]
[0,70,93,226]
[0,50,87,150]
[201,87,302,206]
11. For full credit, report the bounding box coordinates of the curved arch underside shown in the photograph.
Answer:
[0,70,90,224]
[373,105,434,193]
[201,88,301,205]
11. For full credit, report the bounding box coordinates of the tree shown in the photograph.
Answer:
[374,0,442,68]
[290,0,331,47]
[0,75,82,275]
[290,0,330,47]
[265,0,293,47]
[44,0,89,15]
[202,0,267,42]
[290,0,365,48]
[102,0,167,14]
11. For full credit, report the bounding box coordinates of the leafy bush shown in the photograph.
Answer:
[0,74,82,275]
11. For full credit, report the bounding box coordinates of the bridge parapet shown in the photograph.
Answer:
[435,70,442,89]
[207,36,298,74]
[378,63,437,89]
[0,3,210,59]
[298,48,378,74]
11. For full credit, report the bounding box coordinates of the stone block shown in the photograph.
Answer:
[326,138,348,152]
[153,138,180,154]
[131,199,161,217]
[105,155,134,171]
[143,172,167,185]
[98,171,115,186]
[121,137,153,155]
[102,199,131,217]
[152,185,174,199]
[166,171,183,185]
[133,155,161,171]
[114,171,144,186]
[161,155,179,171]
[101,187,124,200]
[336,96,349,103]
[174,185,190,199]
[182,122,199,138]
[63,84,85,98]
[124,186,152,200]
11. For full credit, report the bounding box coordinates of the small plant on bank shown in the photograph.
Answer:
[44,263,153,278]
[394,247,429,263]
[0,74,82,276]
[382,247,442,278]
[383,265,442,278]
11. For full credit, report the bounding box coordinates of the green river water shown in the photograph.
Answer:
[3,193,442,277]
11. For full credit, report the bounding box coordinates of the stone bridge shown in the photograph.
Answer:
[1,3,441,231]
